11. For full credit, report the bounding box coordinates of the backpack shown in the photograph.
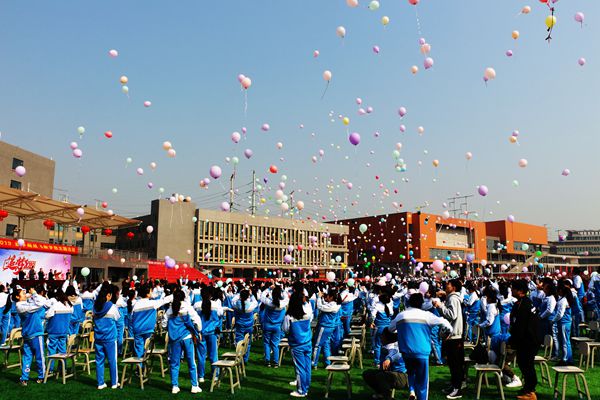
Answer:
[469,342,489,364]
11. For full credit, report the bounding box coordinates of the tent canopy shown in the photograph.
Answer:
[0,185,139,229]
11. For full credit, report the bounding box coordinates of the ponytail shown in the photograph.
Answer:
[272,286,282,309]
[94,287,110,313]
[171,288,185,316]
[201,287,212,320]
[240,289,250,313]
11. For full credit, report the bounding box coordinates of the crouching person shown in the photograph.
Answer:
[362,328,408,400]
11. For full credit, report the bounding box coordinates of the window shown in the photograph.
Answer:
[5,224,17,236]
[12,158,23,170]
[10,180,21,190]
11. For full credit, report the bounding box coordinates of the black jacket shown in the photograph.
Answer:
[508,296,540,348]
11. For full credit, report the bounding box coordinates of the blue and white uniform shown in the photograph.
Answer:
[81,290,95,312]
[339,288,356,337]
[130,295,173,358]
[553,296,572,363]
[194,299,223,379]
[371,299,393,367]
[17,293,49,382]
[45,300,73,373]
[260,289,289,365]
[283,302,313,396]
[464,291,481,342]
[479,302,501,348]
[232,294,258,363]
[539,293,558,358]
[312,297,340,367]
[388,307,452,400]
[0,291,11,345]
[93,301,120,387]
[499,295,515,335]
[163,302,202,390]
[114,295,127,355]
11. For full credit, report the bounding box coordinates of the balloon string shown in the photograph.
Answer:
[170,204,174,228]
[321,81,330,100]
[244,91,248,116]
[545,7,555,42]
[179,203,184,224]
[414,6,422,37]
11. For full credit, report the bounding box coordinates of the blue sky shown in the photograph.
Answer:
[0,1,598,235]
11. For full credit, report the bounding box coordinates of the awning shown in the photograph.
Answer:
[0,185,139,229]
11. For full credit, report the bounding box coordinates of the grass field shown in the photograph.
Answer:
[1,338,599,400]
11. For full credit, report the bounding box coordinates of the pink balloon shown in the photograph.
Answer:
[356,97,362,105]
[313,50,320,58]
[561,168,570,176]
[432,260,444,273]
[261,123,270,131]
[241,77,252,89]
[231,131,241,143]
[143,100,152,107]
[399,125,406,132]
[237,74,246,83]
[398,107,407,117]
[372,45,380,54]
[14,166,26,177]
[418,37,426,45]
[507,215,515,223]
[348,132,361,146]
[108,49,118,58]
[578,58,586,66]
[423,57,434,69]
[220,202,230,212]
[209,165,222,179]
[70,142,78,150]
[478,185,488,196]
[574,12,585,25]
[244,149,253,159]
[506,50,513,57]
[366,106,373,113]
[73,149,83,158]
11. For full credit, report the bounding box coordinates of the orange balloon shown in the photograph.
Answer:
[511,30,519,40]
[269,165,278,174]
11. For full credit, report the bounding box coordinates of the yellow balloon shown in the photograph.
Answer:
[511,30,519,40]
[260,198,266,204]
[545,15,556,29]
[432,159,439,167]
[509,136,517,144]
[120,75,128,85]
[343,117,350,126]
[381,16,390,26]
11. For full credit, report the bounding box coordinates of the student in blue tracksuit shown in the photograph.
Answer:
[64,285,84,335]
[163,288,203,394]
[567,280,585,337]
[371,293,393,368]
[261,284,289,367]
[423,293,443,366]
[9,294,20,331]
[283,283,313,398]
[112,285,127,356]
[339,284,356,338]
[80,288,95,313]
[312,289,341,368]
[539,279,559,359]
[16,286,49,385]
[479,286,502,354]
[92,283,120,389]
[130,284,172,359]
[232,289,258,363]
[499,282,515,335]
[553,284,574,365]
[190,282,202,306]
[45,289,73,374]
[388,292,452,400]
[0,285,11,345]
[464,283,481,343]
[194,286,224,382]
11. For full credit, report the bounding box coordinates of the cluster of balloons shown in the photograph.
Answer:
[238,74,252,90]
[162,141,176,158]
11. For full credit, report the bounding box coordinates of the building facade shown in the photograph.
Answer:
[550,230,600,268]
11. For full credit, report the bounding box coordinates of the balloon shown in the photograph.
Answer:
[503,313,510,325]
[107,249,114,256]
[163,141,172,150]
[77,126,85,135]
[518,159,528,168]
[372,45,380,54]
[432,160,439,167]
[343,117,350,125]
[81,267,90,277]
[167,149,177,158]
[578,58,586,66]
[522,6,531,14]
[76,207,85,217]
[296,200,304,210]
[121,86,129,94]
[336,26,346,38]
[419,281,429,294]
[220,202,230,212]
[521,243,529,251]
[575,12,585,25]
[143,101,152,108]
[545,15,556,29]
[484,67,496,80]
[136,168,144,175]
[14,166,26,177]
[411,65,419,74]
[478,185,489,196]
[269,165,278,174]
[146,226,154,234]
[276,142,283,149]
[165,258,176,268]
[442,210,450,219]
[17,239,25,248]
[241,77,252,89]
[535,250,542,257]
[335,255,342,263]
[231,131,241,143]
[423,57,434,69]
[507,215,515,223]
[381,16,390,26]
[522,267,529,273]
[509,136,518,144]
[348,132,361,146]
[465,152,473,160]
[368,1,379,11]
[432,260,444,273]
[398,107,407,117]
[346,0,358,7]
[210,165,222,179]
[466,253,475,263]
[119,76,128,85]
[561,169,570,176]
[323,70,332,81]
[283,254,292,264]
[261,123,270,131]
[70,142,78,150]
[347,278,355,287]
[313,50,319,58]
[420,43,431,55]
[359,224,368,234]
[506,50,513,57]
[103,130,113,139]
[409,0,419,5]
[326,271,336,282]
[417,126,424,135]
[108,49,118,58]
[512,30,520,40]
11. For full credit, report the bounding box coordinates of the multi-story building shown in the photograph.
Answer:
[550,230,600,268]
[196,209,348,278]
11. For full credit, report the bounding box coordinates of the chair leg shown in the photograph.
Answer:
[159,355,165,377]
[346,371,352,399]
[495,372,505,400]
[138,364,144,390]
[579,374,591,400]
[484,374,489,388]
[209,367,218,392]
[545,363,552,388]
[561,374,568,400]
[120,364,128,389]
[229,367,235,394]
[61,360,66,384]
[234,363,241,388]
[476,372,484,400]
[325,372,332,398]
[553,372,560,399]
[43,359,51,383]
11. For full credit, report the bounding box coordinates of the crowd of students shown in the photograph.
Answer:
[0,267,598,400]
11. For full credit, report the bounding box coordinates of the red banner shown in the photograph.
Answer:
[148,261,208,283]
[0,238,78,255]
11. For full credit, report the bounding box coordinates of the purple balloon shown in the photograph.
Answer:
[398,107,407,117]
[506,50,513,57]
[348,132,361,146]
[209,165,222,179]
[478,185,489,197]
[507,215,515,223]
[165,258,176,268]
[244,149,253,159]
[423,57,434,70]
[466,253,475,263]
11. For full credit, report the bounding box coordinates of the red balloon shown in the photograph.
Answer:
[104,131,113,138]
[101,202,108,208]
[81,225,90,234]
[126,232,134,239]
[269,165,278,174]
[408,0,419,4]
[0,210,9,221]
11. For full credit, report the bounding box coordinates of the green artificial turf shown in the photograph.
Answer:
[1,338,599,399]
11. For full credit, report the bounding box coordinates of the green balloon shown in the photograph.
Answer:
[535,251,542,257]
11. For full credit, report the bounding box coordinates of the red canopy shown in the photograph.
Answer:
[147,261,209,283]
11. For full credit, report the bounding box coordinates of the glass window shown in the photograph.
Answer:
[12,158,23,170]
[10,180,21,190]
[5,224,17,236]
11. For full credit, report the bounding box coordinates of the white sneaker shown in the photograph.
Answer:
[111,384,119,389]
[172,386,180,394]
[97,384,107,390]
[289,380,297,386]
[198,378,205,383]
[506,376,522,388]
[408,391,416,400]
[191,386,202,394]
[290,391,307,398]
